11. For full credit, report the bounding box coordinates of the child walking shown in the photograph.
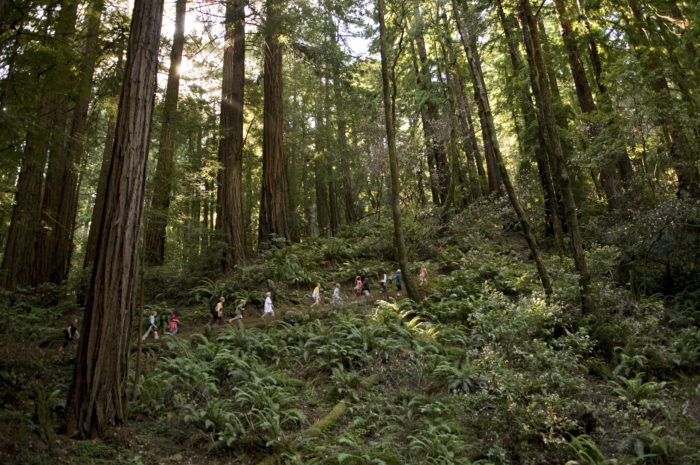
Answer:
[332,283,342,301]
[228,299,246,323]
[61,319,80,350]
[419,267,428,286]
[168,312,180,335]
[394,269,402,292]
[263,292,275,317]
[362,277,371,297]
[142,311,159,340]
[212,297,225,325]
[354,276,362,297]
[311,283,321,308]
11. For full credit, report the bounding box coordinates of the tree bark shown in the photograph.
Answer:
[331,58,357,224]
[452,1,503,195]
[143,0,187,266]
[35,0,80,284]
[217,0,246,270]
[495,0,563,246]
[258,0,290,248]
[84,107,118,270]
[1,1,79,288]
[448,1,553,298]
[413,8,449,205]
[439,11,483,200]
[552,0,623,211]
[314,116,329,236]
[377,0,419,301]
[38,0,105,284]
[518,0,592,313]
[65,0,164,438]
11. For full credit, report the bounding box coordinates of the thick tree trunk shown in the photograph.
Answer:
[377,0,418,301]
[258,0,290,248]
[1,1,79,288]
[35,1,80,284]
[217,0,246,270]
[332,69,357,224]
[1,107,50,288]
[518,0,592,313]
[314,155,329,236]
[84,108,118,270]
[65,0,164,438]
[452,1,503,195]
[38,0,105,284]
[552,0,623,211]
[408,39,442,205]
[439,12,482,200]
[496,0,563,246]
[143,0,187,266]
[449,1,553,298]
[413,11,450,205]
[187,129,202,262]
[323,75,339,235]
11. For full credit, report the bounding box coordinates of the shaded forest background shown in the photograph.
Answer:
[0,0,699,463]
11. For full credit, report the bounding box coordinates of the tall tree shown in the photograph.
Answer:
[412,6,449,205]
[217,0,247,270]
[438,11,484,200]
[448,1,553,298]
[37,0,106,284]
[258,0,290,248]
[451,0,503,194]
[84,52,125,270]
[518,0,592,313]
[552,0,623,210]
[65,0,164,438]
[143,0,187,265]
[377,0,418,300]
[1,1,79,288]
[495,0,563,247]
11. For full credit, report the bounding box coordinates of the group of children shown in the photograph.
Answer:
[209,292,275,325]
[142,310,180,340]
[312,267,429,306]
[139,267,430,340]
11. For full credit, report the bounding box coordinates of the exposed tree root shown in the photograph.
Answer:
[256,374,381,465]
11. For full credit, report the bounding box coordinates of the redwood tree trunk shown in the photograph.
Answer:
[1,1,79,288]
[452,1,503,195]
[377,0,418,300]
[84,96,119,270]
[314,96,329,235]
[413,10,449,205]
[143,0,187,266]
[65,0,164,438]
[217,0,246,270]
[518,0,592,313]
[552,0,623,211]
[449,1,553,298]
[331,56,357,224]
[495,0,563,246]
[35,0,80,284]
[258,0,290,248]
[39,0,105,283]
[439,13,483,200]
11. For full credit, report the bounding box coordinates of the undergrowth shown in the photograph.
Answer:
[1,201,699,464]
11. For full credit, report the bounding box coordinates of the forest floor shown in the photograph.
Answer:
[2,206,700,464]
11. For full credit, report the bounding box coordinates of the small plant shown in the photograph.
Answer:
[611,373,664,404]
